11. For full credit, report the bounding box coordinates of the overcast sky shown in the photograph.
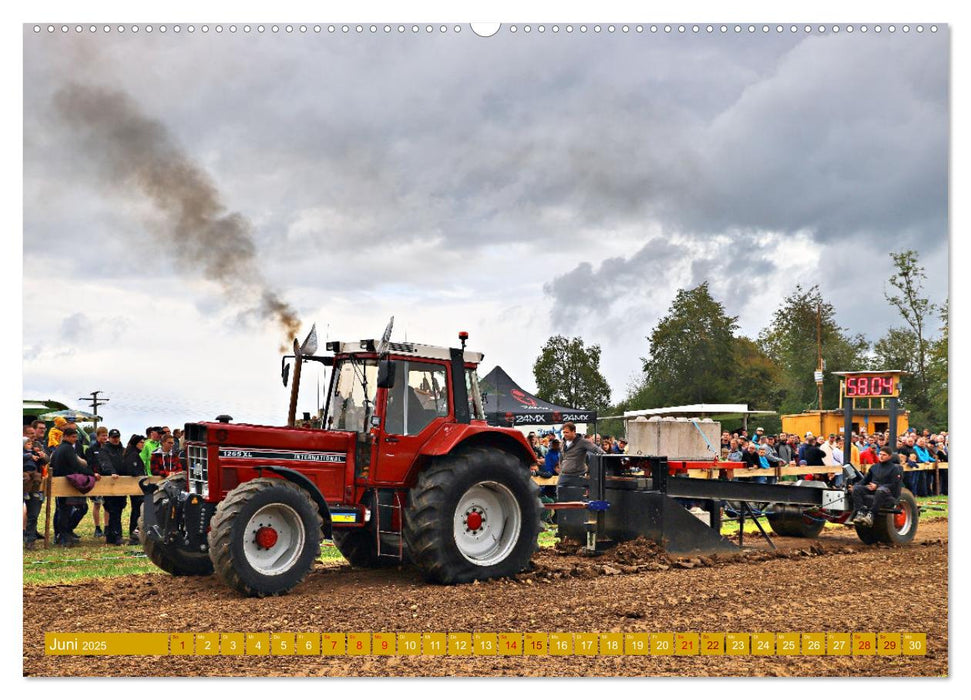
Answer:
[22,24,949,437]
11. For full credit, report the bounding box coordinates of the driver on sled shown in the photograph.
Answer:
[850,446,903,527]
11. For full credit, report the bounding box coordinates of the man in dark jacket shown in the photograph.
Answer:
[51,428,100,546]
[851,446,903,527]
[23,439,48,548]
[556,422,604,501]
[98,429,128,545]
[803,437,827,467]
[85,426,108,537]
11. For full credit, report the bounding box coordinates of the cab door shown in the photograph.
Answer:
[372,359,450,483]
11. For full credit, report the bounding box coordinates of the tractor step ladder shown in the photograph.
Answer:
[374,490,404,561]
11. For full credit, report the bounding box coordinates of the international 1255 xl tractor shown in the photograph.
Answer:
[139,322,542,597]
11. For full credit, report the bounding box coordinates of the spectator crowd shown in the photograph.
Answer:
[23,419,186,549]
[717,426,948,494]
[23,417,948,549]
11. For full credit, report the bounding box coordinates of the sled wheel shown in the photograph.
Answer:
[854,522,880,544]
[767,505,826,538]
[872,489,919,544]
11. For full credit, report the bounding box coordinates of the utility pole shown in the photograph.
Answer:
[816,303,824,411]
[78,390,109,429]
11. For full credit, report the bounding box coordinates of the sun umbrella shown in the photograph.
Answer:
[38,409,102,423]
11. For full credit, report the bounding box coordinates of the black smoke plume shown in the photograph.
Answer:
[53,83,301,347]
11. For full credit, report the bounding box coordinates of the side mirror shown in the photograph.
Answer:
[282,361,291,387]
[377,359,397,389]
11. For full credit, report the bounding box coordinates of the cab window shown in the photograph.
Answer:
[325,359,378,433]
[466,368,485,420]
[385,361,448,435]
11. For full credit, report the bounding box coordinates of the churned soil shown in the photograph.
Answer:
[23,519,948,678]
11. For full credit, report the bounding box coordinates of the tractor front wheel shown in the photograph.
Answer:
[404,447,541,584]
[138,473,214,576]
[208,477,322,597]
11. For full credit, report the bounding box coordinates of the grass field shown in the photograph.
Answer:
[23,496,946,586]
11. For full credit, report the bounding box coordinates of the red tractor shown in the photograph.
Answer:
[139,325,542,596]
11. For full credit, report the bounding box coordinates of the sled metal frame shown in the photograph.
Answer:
[560,455,838,555]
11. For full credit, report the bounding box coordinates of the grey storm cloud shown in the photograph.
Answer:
[23,27,948,365]
[544,238,688,330]
[59,312,88,343]
[26,30,947,262]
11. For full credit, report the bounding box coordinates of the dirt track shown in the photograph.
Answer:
[23,520,948,677]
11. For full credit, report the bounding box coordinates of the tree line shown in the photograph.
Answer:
[533,250,948,434]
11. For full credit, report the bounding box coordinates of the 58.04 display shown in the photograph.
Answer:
[844,375,898,398]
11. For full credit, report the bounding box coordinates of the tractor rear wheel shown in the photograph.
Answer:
[208,477,322,597]
[403,447,541,584]
[767,505,826,538]
[138,473,214,576]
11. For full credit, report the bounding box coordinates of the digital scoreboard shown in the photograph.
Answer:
[845,375,897,398]
[835,371,903,399]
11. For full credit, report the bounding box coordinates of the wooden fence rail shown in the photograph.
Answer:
[533,462,948,485]
[41,476,163,548]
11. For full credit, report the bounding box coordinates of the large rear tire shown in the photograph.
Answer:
[767,504,826,538]
[403,447,541,584]
[138,473,214,576]
[208,477,322,597]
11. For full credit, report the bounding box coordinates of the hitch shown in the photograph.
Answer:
[139,477,187,545]
[139,477,159,497]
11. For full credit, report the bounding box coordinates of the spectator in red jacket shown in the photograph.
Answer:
[858,443,879,467]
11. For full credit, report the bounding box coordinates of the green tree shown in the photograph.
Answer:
[758,285,869,414]
[884,250,937,412]
[532,335,612,411]
[730,336,786,431]
[926,301,948,429]
[871,327,919,376]
[635,283,739,407]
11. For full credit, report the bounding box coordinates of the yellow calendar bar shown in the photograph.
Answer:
[45,633,169,656]
[43,632,929,656]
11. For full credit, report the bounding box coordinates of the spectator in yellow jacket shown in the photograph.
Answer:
[46,416,67,452]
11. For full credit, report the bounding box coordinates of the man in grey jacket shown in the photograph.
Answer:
[556,422,605,501]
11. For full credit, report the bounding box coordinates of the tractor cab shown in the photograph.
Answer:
[319,338,487,484]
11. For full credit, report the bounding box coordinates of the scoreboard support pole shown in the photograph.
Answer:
[843,395,853,465]
[888,397,899,443]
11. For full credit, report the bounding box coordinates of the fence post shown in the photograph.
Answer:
[43,475,53,548]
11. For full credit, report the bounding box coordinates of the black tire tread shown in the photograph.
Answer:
[332,529,403,568]
[208,477,322,597]
[872,489,918,544]
[767,505,826,538]
[854,523,880,544]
